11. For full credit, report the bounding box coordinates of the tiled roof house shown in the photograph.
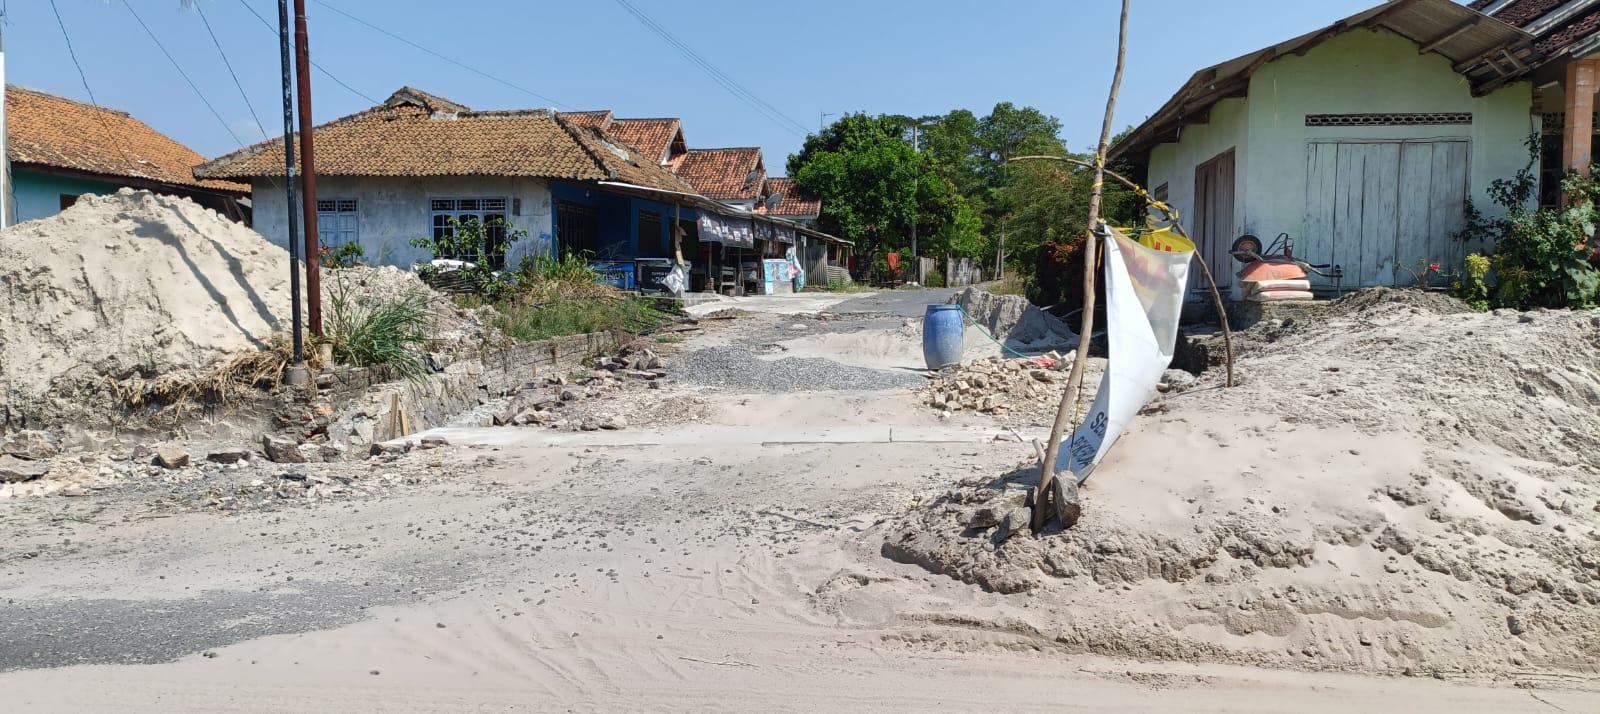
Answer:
[757,177,822,223]
[1105,0,1600,296]
[671,147,766,207]
[5,85,247,224]
[197,88,702,270]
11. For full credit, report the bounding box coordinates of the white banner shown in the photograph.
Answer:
[1055,224,1193,484]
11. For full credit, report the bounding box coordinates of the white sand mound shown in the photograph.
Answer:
[0,190,291,428]
[880,290,1600,675]
[951,287,1075,352]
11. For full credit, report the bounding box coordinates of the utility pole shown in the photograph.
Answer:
[294,0,322,336]
[910,124,919,264]
[819,111,834,132]
[0,14,10,230]
[278,0,306,379]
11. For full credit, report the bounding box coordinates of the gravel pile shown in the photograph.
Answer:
[673,347,925,392]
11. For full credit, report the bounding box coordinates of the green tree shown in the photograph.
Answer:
[789,113,980,261]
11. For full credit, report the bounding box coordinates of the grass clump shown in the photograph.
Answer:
[326,276,432,380]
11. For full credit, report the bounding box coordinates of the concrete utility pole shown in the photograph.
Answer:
[278,0,306,378]
[294,0,322,336]
[910,124,918,267]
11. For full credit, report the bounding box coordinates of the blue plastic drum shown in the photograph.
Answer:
[923,304,965,370]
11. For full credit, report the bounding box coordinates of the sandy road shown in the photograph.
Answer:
[1,293,1595,712]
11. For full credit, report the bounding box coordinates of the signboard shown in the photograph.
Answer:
[1055,225,1192,484]
[697,213,754,248]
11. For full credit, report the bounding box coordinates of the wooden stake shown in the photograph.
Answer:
[1032,0,1132,533]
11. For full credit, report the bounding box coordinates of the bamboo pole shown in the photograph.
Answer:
[1008,157,1236,388]
[1031,0,1132,533]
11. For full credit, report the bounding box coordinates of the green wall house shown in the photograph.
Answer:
[5,85,247,225]
[1109,0,1582,297]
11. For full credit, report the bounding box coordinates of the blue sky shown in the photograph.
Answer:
[5,0,1385,173]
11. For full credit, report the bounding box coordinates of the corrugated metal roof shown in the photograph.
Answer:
[1111,0,1538,162]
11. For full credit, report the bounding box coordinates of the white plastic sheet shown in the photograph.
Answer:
[1055,224,1192,483]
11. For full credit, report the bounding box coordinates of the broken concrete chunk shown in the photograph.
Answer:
[296,443,325,463]
[418,436,450,449]
[369,441,410,456]
[261,435,307,464]
[206,447,252,464]
[994,507,1033,543]
[600,415,628,430]
[0,455,50,483]
[1029,370,1057,383]
[154,445,190,470]
[1,430,59,460]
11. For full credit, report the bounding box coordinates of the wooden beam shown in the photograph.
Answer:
[1418,17,1479,55]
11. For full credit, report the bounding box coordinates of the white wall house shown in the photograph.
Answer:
[1113,0,1542,296]
[251,176,554,269]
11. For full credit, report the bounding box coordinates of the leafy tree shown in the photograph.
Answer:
[789,114,978,261]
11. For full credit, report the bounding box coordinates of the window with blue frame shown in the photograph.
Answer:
[317,198,359,250]
[430,197,509,268]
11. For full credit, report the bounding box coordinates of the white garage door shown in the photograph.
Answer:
[1304,139,1469,288]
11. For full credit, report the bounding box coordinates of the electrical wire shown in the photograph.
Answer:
[236,0,380,105]
[121,0,250,149]
[308,0,568,109]
[195,1,270,142]
[611,0,809,136]
[46,0,140,171]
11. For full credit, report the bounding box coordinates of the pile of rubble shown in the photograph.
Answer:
[919,355,1071,417]
[485,342,671,432]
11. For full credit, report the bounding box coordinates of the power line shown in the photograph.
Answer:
[308,0,568,109]
[236,0,379,106]
[195,1,270,142]
[611,0,809,137]
[46,0,139,169]
[613,0,803,134]
[120,0,249,149]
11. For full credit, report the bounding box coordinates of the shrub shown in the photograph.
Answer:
[1452,253,1492,311]
[1456,135,1600,309]
[325,276,432,380]
[925,268,946,288]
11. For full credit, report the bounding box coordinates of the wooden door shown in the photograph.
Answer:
[1305,140,1468,287]
[1193,149,1236,293]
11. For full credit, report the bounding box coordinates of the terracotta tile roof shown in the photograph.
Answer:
[607,118,683,164]
[1474,0,1600,57]
[672,147,764,201]
[6,85,244,194]
[758,177,821,217]
[559,123,696,194]
[562,110,613,129]
[196,89,692,194]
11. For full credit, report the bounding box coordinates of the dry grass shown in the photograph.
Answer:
[108,335,325,410]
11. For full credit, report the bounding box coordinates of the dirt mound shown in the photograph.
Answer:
[878,297,1600,676]
[1321,286,1475,320]
[951,287,1076,352]
[0,190,292,431]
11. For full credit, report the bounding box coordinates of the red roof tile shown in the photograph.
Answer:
[608,118,683,164]
[196,89,693,194]
[6,85,244,194]
[758,177,821,217]
[1476,0,1600,57]
[672,147,764,201]
[562,110,613,129]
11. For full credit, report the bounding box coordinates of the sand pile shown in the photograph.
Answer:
[323,266,495,350]
[0,190,292,430]
[878,290,1600,675]
[951,287,1076,352]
